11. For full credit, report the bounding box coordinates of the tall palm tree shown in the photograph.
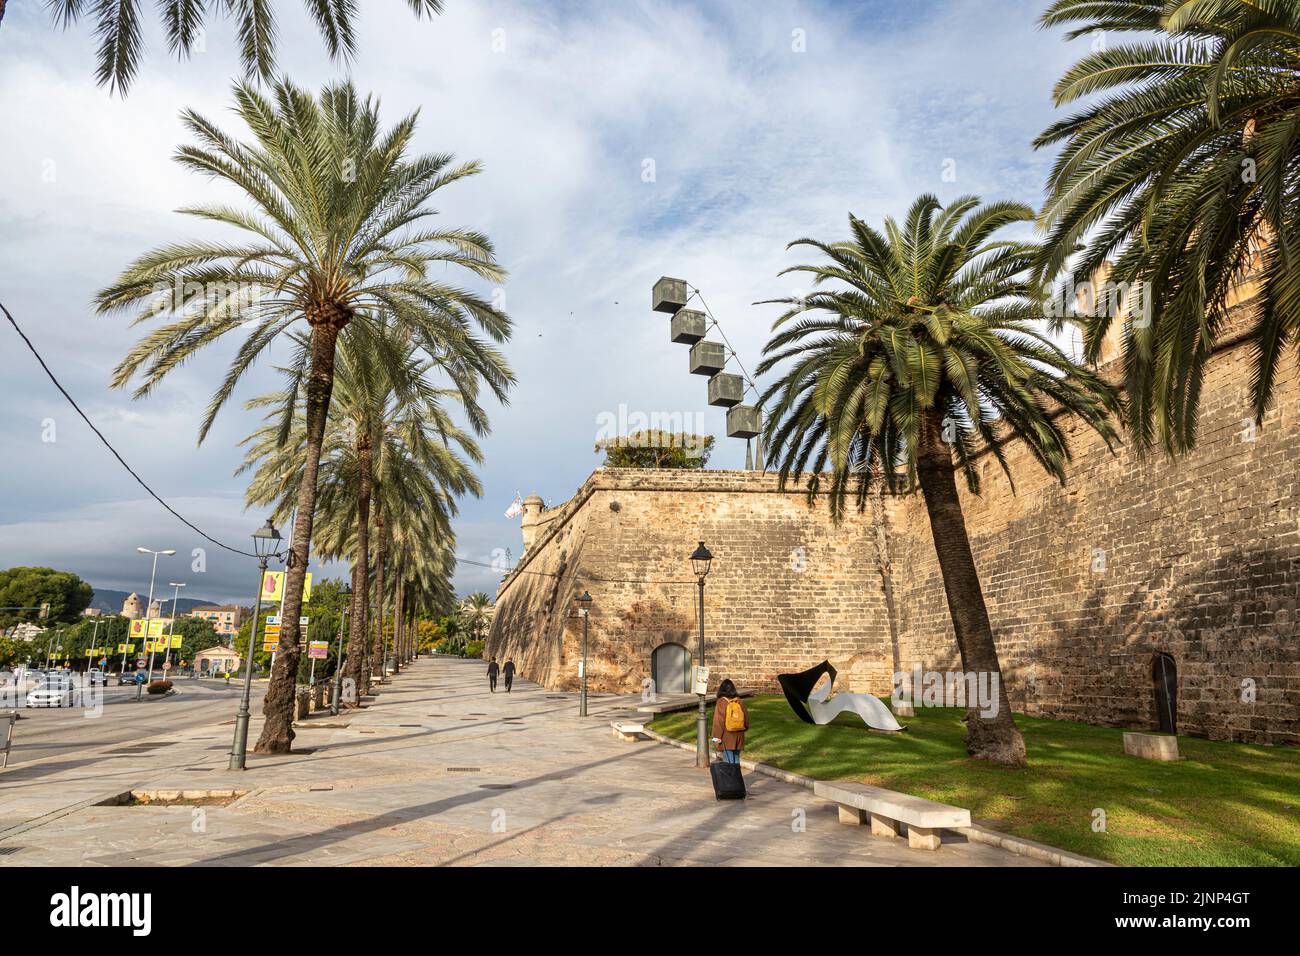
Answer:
[98,79,512,753]
[758,195,1120,766]
[1036,0,1300,454]
[241,322,481,705]
[41,0,445,95]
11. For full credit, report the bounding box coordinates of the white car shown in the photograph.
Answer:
[87,669,106,686]
[26,679,74,708]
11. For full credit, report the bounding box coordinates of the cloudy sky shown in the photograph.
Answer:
[0,0,1086,605]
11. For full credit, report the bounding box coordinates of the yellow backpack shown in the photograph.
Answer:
[724,696,746,732]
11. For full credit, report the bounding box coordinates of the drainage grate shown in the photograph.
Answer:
[546,695,567,700]
[399,724,421,728]
[184,767,216,772]
[0,847,20,856]
[446,767,480,772]
[479,784,514,790]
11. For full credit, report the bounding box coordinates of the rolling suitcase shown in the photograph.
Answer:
[710,759,746,800]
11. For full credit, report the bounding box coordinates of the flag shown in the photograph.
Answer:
[504,495,524,519]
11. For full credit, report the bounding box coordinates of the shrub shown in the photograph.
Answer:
[464,640,485,659]
[147,679,173,695]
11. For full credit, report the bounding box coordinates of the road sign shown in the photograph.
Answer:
[264,624,281,637]
[267,616,309,626]
[308,641,329,660]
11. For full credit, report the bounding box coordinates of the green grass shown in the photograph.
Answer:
[651,696,1300,866]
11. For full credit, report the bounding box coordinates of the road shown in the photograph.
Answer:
[3,678,249,765]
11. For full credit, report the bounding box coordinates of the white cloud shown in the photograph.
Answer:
[0,0,1074,599]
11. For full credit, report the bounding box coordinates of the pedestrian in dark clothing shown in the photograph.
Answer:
[486,657,499,692]
[503,659,516,692]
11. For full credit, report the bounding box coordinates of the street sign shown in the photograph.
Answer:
[267,616,309,626]
[308,641,329,660]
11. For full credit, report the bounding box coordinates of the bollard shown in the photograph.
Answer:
[295,687,310,720]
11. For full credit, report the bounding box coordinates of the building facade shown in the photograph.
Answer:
[120,593,144,620]
[189,605,243,640]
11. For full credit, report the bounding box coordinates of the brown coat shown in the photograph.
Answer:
[711,694,749,751]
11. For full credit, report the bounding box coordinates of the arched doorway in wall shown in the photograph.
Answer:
[1152,653,1178,734]
[651,642,690,695]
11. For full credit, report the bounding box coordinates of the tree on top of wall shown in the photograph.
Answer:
[597,431,715,469]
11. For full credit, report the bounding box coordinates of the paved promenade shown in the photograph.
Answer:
[0,656,1042,866]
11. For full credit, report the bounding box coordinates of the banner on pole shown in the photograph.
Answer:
[260,572,312,603]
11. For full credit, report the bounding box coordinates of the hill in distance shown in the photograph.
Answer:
[90,588,229,615]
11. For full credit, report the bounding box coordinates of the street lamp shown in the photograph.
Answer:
[134,547,176,701]
[229,519,282,770]
[150,582,185,683]
[690,540,713,768]
[330,584,352,716]
[575,591,592,717]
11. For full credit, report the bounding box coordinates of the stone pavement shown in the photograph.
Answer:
[0,656,1045,866]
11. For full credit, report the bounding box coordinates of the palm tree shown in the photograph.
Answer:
[758,194,1121,766]
[40,0,444,95]
[1036,0,1300,454]
[460,592,493,642]
[241,322,482,705]
[98,79,513,753]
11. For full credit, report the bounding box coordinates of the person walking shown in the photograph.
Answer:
[503,658,516,692]
[710,679,749,764]
[486,657,500,693]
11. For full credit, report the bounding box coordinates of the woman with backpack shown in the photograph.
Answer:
[710,678,749,764]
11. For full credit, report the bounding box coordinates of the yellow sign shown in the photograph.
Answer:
[263,624,281,637]
[129,619,169,638]
[170,636,183,649]
[260,571,312,603]
[117,643,137,653]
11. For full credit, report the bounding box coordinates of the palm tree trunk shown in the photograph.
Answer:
[342,432,372,703]
[392,570,404,674]
[915,410,1025,766]
[372,507,387,686]
[255,321,340,754]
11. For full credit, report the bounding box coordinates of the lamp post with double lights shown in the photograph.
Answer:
[575,591,592,716]
[690,540,713,768]
[229,519,283,770]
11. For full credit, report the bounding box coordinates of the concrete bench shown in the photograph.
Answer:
[814,780,971,851]
[611,721,645,742]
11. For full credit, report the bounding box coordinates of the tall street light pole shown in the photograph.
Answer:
[229,519,282,771]
[152,582,185,682]
[135,547,175,700]
[690,541,713,769]
[575,591,592,716]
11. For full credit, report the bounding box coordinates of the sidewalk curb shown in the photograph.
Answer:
[639,727,1109,868]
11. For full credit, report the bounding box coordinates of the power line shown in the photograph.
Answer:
[1,298,259,559]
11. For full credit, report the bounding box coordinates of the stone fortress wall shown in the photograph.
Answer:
[488,311,1300,744]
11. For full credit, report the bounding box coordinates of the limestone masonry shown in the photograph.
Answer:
[488,325,1299,745]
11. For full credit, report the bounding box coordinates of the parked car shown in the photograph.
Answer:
[117,671,134,685]
[26,677,74,708]
[87,668,106,686]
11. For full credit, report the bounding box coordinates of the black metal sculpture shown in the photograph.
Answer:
[777,660,838,725]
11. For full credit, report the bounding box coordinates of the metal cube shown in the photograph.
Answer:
[652,276,688,314]
[670,309,707,345]
[726,404,761,439]
[707,372,744,407]
[689,341,726,376]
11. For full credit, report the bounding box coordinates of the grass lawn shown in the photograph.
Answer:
[650,696,1300,866]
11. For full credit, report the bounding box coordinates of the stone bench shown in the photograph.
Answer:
[611,721,645,742]
[814,780,971,851]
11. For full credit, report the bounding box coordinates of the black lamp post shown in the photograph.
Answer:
[330,584,352,716]
[690,540,713,768]
[575,590,592,716]
[229,519,282,771]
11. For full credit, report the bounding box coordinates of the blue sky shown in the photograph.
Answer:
[0,0,1086,604]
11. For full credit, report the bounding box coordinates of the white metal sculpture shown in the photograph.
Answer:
[806,677,904,732]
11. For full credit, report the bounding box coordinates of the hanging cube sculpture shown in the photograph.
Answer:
[726,404,761,439]
[689,341,726,376]
[707,372,744,407]
[670,309,707,344]
[652,276,688,314]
